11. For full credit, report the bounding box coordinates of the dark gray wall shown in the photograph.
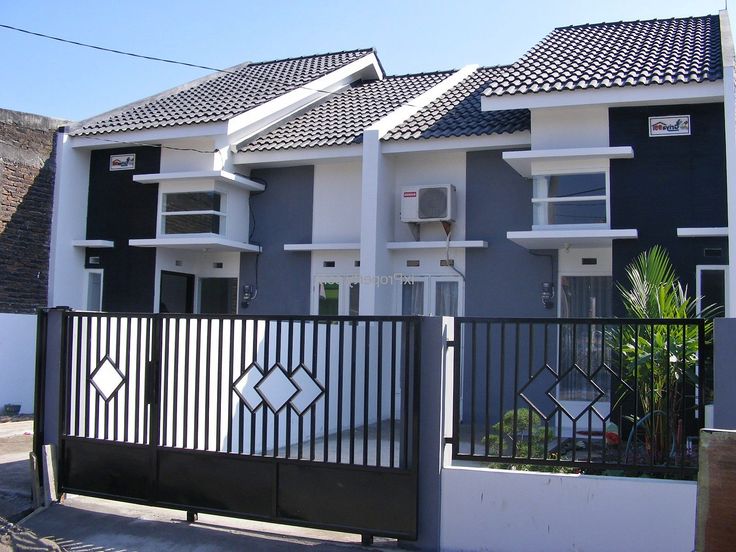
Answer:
[610,103,728,315]
[714,318,736,429]
[240,166,313,315]
[465,150,558,317]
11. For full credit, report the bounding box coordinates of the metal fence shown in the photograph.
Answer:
[451,317,710,478]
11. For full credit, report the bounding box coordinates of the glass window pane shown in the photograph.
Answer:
[548,200,606,225]
[435,281,458,317]
[548,174,605,198]
[402,281,424,315]
[318,282,340,316]
[200,278,238,314]
[700,269,726,317]
[164,214,221,234]
[86,272,102,311]
[349,282,360,316]
[164,192,221,212]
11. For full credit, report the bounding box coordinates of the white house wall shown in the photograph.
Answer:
[312,161,362,243]
[531,106,610,149]
[159,139,217,172]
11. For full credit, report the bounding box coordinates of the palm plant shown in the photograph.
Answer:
[616,246,712,464]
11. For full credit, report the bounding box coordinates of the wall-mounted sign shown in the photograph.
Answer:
[649,115,691,137]
[109,154,136,171]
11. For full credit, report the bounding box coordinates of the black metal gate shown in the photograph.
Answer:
[51,312,421,539]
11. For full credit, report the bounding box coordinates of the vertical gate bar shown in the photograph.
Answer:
[60,313,72,444]
[666,324,672,467]
[322,321,332,462]
[470,321,477,456]
[390,320,397,468]
[401,319,411,469]
[309,319,317,462]
[698,319,706,428]
[124,317,131,443]
[262,320,270,456]
[286,319,293,459]
[498,323,505,458]
[542,323,550,460]
[172,318,180,448]
[555,322,562,460]
[600,323,608,463]
[114,316,122,442]
[511,323,519,460]
[104,315,111,441]
[94,315,102,439]
[452,319,461,458]
[249,320,259,456]
[527,323,533,460]
[134,317,143,444]
[74,315,83,437]
[363,320,370,466]
[143,317,152,445]
[334,320,342,464]
[183,318,191,449]
[227,318,235,454]
[148,316,164,501]
[484,322,491,458]
[680,322,688,473]
[238,319,247,455]
[274,321,282,457]
[570,323,578,464]
[204,318,212,451]
[616,322,623,466]
[376,320,383,467]
[216,318,224,452]
[193,316,201,450]
[411,318,421,472]
[161,319,169,447]
[298,319,306,460]
[649,322,655,468]
[32,309,49,470]
[349,320,357,465]
[586,322,593,463]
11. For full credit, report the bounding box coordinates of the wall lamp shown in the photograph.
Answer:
[541,282,555,309]
[241,284,258,308]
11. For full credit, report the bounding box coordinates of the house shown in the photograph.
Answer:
[49,12,734,330]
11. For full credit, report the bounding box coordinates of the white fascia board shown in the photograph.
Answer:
[367,65,480,138]
[226,53,383,144]
[507,228,638,249]
[502,146,634,178]
[386,240,487,250]
[133,170,265,191]
[284,243,360,251]
[129,236,261,253]
[69,122,227,149]
[677,227,729,238]
[381,131,531,154]
[233,144,362,167]
[481,81,724,112]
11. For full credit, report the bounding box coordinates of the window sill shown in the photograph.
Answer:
[507,228,637,249]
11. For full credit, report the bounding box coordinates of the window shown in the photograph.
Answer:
[84,270,104,311]
[161,191,225,235]
[400,277,462,316]
[697,266,728,317]
[533,173,607,228]
[313,278,360,315]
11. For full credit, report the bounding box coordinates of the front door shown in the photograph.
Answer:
[160,271,194,313]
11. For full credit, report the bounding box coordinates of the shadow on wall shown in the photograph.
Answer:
[0,137,58,313]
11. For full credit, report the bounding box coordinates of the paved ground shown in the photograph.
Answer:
[0,420,399,551]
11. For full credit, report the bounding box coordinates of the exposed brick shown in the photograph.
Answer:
[0,109,67,314]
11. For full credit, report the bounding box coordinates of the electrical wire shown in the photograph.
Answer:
[443,226,466,282]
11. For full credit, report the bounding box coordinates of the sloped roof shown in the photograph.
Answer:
[384,67,530,141]
[484,14,723,98]
[69,49,374,136]
[239,71,452,152]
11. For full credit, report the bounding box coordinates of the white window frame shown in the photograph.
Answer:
[532,169,610,231]
[696,265,729,317]
[159,190,227,237]
[83,269,104,312]
[396,275,464,316]
[311,275,360,315]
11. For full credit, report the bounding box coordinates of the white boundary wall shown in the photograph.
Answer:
[440,465,696,552]
[0,313,37,413]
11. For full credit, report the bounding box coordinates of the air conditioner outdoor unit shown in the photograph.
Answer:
[400,185,456,223]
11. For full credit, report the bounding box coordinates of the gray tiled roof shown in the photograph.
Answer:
[384,67,530,141]
[70,49,374,136]
[484,15,723,98]
[239,71,452,152]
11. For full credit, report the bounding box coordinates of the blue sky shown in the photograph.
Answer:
[0,0,730,121]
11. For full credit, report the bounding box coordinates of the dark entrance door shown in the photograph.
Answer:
[159,271,194,313]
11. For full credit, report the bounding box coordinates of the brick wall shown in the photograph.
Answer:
[0,108,67,313]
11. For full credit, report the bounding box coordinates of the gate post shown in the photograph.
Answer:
[713,319,736,429]
[399,316,445,550]
[33,307,70,491]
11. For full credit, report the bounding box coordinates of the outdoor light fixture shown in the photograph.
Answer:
[241,284,257,308]
[541,282,555,309]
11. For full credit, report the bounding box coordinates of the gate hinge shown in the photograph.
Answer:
[446,340,456,348]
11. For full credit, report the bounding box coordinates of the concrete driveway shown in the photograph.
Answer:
[0,420,397,551]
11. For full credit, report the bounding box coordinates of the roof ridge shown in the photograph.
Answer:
[383,69,457,79]
[242,47,375,68]
[553,13,718,31]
